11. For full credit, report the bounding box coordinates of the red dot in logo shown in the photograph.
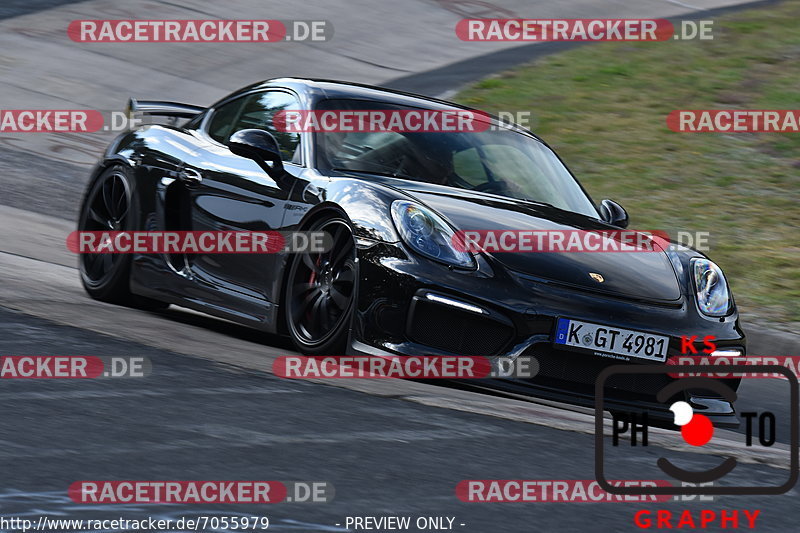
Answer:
[681,413,714,446]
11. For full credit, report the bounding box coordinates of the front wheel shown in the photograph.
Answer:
[284,217,357,354]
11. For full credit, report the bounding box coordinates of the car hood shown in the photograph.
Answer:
[405,187,682,303]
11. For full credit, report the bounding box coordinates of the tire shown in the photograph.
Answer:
[77,164,168,310]
[284,216,357,354]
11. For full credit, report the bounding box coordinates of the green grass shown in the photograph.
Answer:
[456,2,800,326]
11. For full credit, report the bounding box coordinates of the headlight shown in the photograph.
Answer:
[691,258,731,317]
[390,200,474,268]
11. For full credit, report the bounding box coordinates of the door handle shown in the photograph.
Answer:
[178,167,203,184]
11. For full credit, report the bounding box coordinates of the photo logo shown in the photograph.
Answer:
[595,364,798,495]
[669,401,714,446]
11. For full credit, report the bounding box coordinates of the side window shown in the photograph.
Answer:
[229,91,302,164]
[207,99,244,144]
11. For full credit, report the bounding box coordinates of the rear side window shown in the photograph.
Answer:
[207,99,243,144]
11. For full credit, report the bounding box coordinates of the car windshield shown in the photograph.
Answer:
[314,99,599,218]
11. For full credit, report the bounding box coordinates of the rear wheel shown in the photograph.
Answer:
[285,217,356,354]
[77,165,168,310]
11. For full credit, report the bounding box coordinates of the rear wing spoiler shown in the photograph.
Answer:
[126,98,205,120]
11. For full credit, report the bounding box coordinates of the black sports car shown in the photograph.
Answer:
[78,78,745,425]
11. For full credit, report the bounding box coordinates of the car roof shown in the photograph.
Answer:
[224,77,474,111]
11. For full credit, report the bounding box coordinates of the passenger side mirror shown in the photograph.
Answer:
[228,129,285,178]
[600,199,629,228]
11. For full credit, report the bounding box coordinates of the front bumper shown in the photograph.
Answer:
[351,242,746,428]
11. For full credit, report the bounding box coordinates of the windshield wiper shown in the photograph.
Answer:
[520,198,557,208]
[331,167,419,182]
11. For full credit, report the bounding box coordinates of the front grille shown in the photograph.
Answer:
[526,343,672,395]
[407,299,513,356]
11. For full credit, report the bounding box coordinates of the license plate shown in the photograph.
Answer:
[553,318,669,362]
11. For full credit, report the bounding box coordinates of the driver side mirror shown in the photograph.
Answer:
[600,199,629,228]
[227,129,285,178]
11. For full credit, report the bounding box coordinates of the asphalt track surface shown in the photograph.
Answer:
[1,1,798,531]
